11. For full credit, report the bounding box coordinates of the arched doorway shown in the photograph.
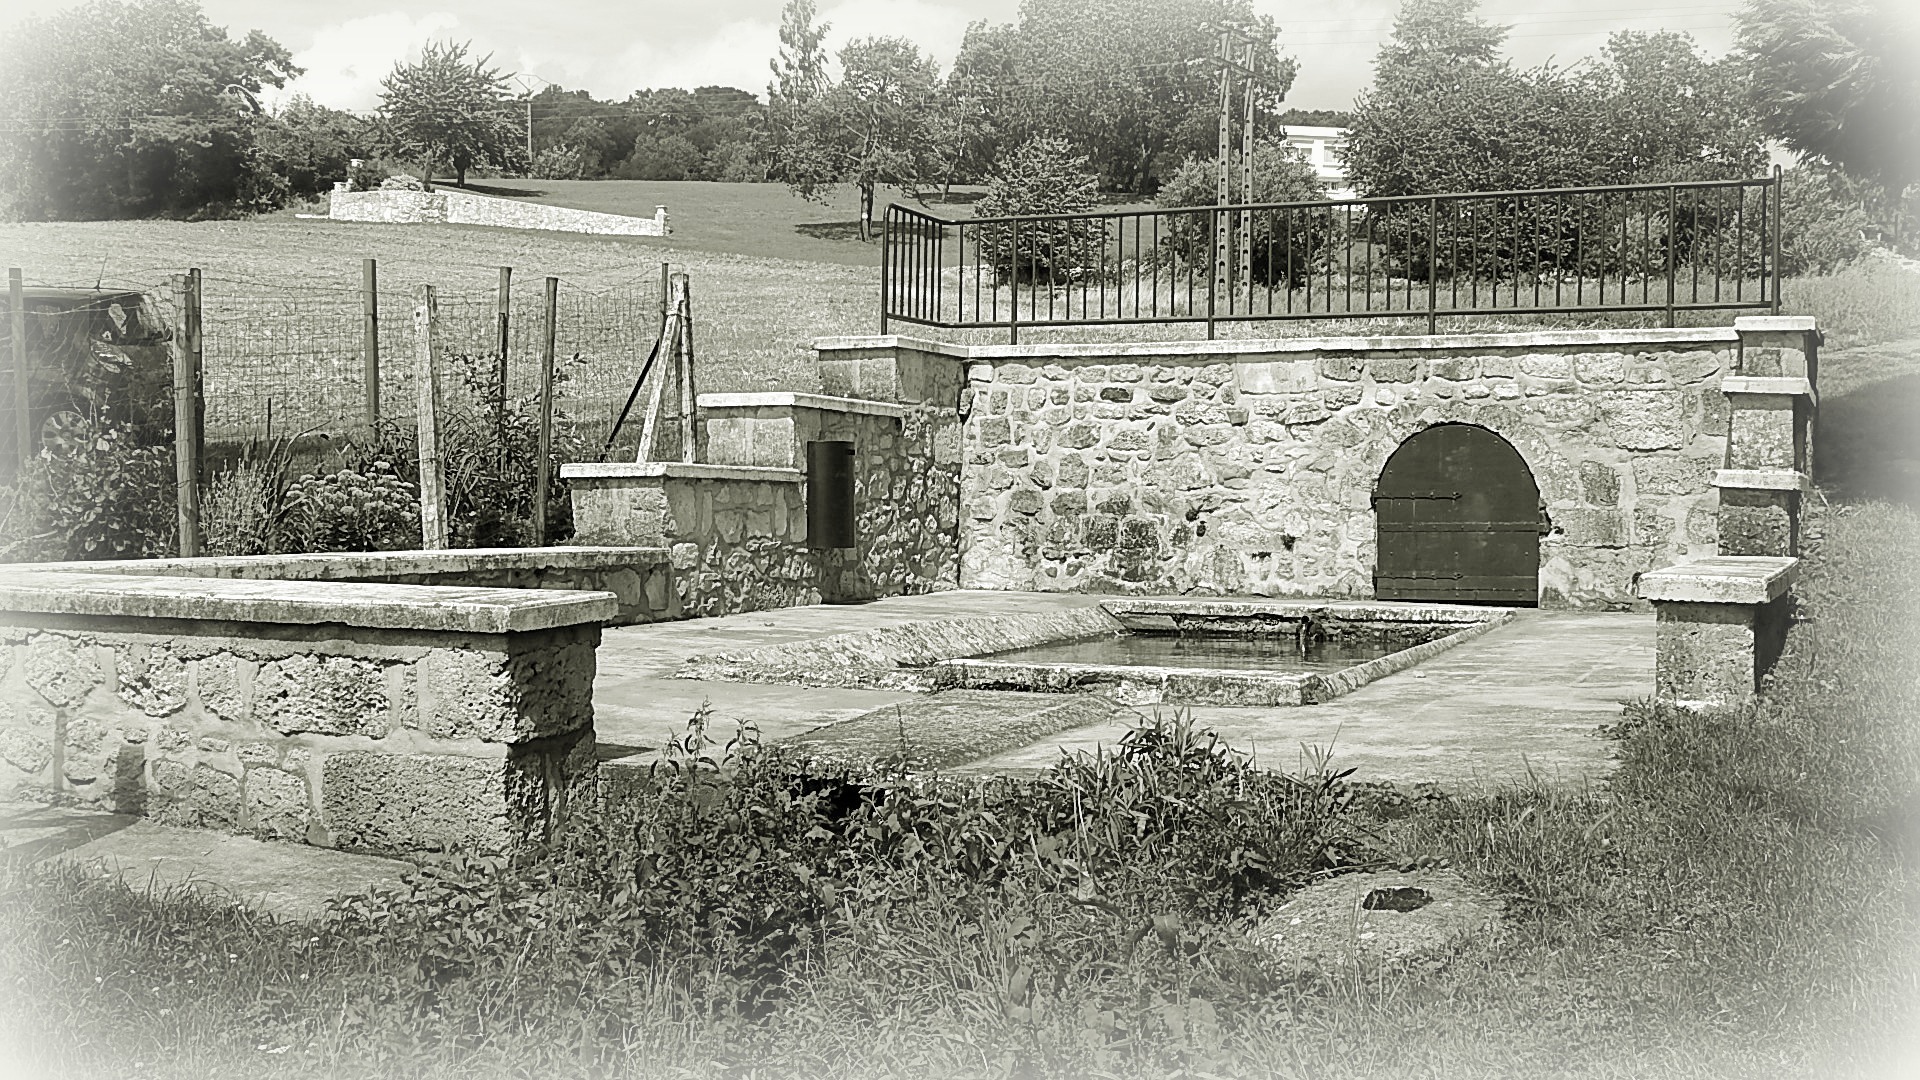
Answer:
[1373,423,1542,605]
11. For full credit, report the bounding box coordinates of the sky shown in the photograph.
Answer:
[1,0,1749,113]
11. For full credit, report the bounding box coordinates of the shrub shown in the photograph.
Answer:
[4,418,175,560]
[1778,164,1877,275]
[347,160,390,192]
[973,136,1104,284]
[281,461,420,552]
[379,173,427,192]
[1154,138,1332,287]
[201,438,298,556]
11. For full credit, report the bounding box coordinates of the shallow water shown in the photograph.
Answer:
[976,632,1420,673]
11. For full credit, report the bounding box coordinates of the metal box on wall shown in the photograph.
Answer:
[806,439,856,549]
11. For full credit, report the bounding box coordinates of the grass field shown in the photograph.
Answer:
[5,183,1919,406]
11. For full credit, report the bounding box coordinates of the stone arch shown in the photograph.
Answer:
[1337,399,1583,512]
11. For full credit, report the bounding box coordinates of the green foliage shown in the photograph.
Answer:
[1735,0,1920,203]
[0,0,300,220]
[948,0,1294,194]
[1778,165,1878,274]
[281,462,420,553]
[377,40,523,187]
[5,418,175,560]
[1347,1,1763,198]
[258,96,376,200]
[201,438,297,556]
[972,136,1103,283]
[1153,138,1331,286]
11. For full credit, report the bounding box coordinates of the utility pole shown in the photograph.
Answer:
[525,100,534,167]
[1208,27,1268,303]
[1214,30,1232,303]
[1238,37,1255,297]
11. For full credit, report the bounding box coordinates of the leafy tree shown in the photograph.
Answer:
[378,40,523,187]
[948,0,1294,194]
[259,96,375,198]
[0,0,298,220]
[1735,0,1920,205]
[765,0,832,183]
[773,36,941,239]
[1275,109,1354,129]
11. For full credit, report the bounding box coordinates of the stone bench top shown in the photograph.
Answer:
[696,391,907,419]
[1712,468,1812,492]
[1721,376,1815,397]
[0,570,618,634]
[1637,556,1799,605]
[18,546,669,581]
[559,461,803,483]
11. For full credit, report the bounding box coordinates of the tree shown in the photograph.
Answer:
[973,136,1103,282]
[0,0,299,220]
[378,40,523,187]
[948,0,1294,194]
[259,96,375,198]
[1155,139,1331,285]
[1735,0,1920,204]
[772,36,941,239]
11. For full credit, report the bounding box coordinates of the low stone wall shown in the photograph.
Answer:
[30,547,674,626]
[812,320,1814,610]
[329,187,670,237]
[0,572,615,856]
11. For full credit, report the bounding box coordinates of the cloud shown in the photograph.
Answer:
[269,10,464,112]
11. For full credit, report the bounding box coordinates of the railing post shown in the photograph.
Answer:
[1008,216,1021,346]
[9,269,29,471]
[879,206,891,335]
[1207,207,1218,340]
[1426,197,1439,335]
[1770,165,1783,315]
[1665,184,1678,328]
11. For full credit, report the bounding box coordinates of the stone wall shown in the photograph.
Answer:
[813,325,1797,609]
[564,374,963,618]
[0,572,614,856]
[329,187,670,237]
[32,547,674,626]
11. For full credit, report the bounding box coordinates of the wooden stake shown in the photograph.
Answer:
[636,280,680,463]
[675,272,695,464]
[494,265,511,427]
[171,270,202,557]
[362,258,379,427]
[412,285,449,549]
[533,275,558,545]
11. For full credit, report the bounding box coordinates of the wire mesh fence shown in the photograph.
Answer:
[191,269,664,449]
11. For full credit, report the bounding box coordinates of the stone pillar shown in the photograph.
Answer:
[1718,317,1818,557]
[1637,555,1798,707]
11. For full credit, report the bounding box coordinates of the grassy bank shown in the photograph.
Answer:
[3,501,1916,1078]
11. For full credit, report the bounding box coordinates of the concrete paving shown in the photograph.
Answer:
[1,802,412,921]
[594,592,1648,787]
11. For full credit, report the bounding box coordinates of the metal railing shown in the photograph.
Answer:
[880,169,1783,343]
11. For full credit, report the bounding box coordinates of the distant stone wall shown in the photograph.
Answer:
[329,187,669,237]
[0,573,614,856]
[810,323,1819,610]
[33,547,675,626]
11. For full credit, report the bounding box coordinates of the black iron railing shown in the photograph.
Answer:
[880,170,1783,343]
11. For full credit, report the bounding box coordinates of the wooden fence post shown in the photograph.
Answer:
[362,258,379,427]
[495,265,511,427]
[413,284,449,549]
[636,275,681,463]
[675,272,695,464]
[533,276,557,545]
[171,270,203,557]
[8,269,28,471]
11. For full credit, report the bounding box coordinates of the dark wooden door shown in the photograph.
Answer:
[1373,423,1541,605]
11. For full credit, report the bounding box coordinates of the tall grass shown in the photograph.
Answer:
[3,508,1916,1078]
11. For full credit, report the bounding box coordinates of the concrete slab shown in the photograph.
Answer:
[594,595,1648,788]
[1,802,412,921]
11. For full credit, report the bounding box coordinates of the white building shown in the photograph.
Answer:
[1281,126,1354,201]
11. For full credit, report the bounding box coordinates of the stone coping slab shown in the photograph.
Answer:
[1636,556,1799,605]
[813,326,1742,361]
[19,545,669,580]
[697,391,908,419]
[560,461,803,482]
[1733,315,1818,332]
[1712,468,1812,492]
[784,690,1130,771]
[0,570,617,633]
[1105,598,1504,625]
[1721,376,1815,397]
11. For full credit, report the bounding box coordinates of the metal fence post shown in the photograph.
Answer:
[1771,164,1784,315]
[1426,197,1440,335]
[495,265,511,426]
[1665,185,1678,328]
[879,207,892,335]
[8,269,28,471]
[1008,217,1021,346]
